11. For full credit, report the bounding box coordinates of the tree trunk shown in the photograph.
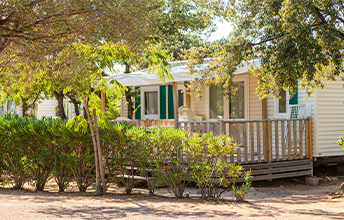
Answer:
[82,92,101,195]
[69,97,80,116]
[126,88,134,120]
[21,100,29,117]
[124,63,134,119]
[54,91,67,120]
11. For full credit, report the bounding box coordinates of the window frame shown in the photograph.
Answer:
[205,75,249,120]
[274,90,289,118]
[140,86,160,119]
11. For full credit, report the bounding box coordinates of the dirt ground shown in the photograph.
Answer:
[0,176,344,220]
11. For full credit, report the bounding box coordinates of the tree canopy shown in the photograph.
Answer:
[191,0,344,98]
[0,0,218,117]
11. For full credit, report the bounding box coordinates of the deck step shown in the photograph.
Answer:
[239,159,313,182]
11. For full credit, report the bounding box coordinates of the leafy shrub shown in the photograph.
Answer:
[0,113,248,198]
[231,171,252,201]
[187,132,243,198]
[150,127,190,198]
[0,113,30,189]
[50,120,73,192]
[17,117,59,191]
[65,116,94,193]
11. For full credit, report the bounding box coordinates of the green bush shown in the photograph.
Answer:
[65,116,94,193]
[187,132,243,198]
[0,113,247,198]
[150,127,190,198]
[0,113,30,189]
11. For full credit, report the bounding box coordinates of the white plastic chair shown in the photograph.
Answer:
[178,106,202,121]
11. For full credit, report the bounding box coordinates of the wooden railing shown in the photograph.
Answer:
[110,118,313,165]
[109,119,175,127]
[178,118,313,164]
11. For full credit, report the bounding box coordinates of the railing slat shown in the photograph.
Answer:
[299,120,304,159]
[236,122,241,164]
[243,122,248,163]
[263,121,267,163]
[257,121,261,163]
[287,121,292,160]
[250,122,255,163]
[281,120,285,161]
[275,121,279,161]
[268,119,272,162]
[229,123,234,138]
[293,120,298,159]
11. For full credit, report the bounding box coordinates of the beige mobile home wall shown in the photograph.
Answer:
[314,79,344,157]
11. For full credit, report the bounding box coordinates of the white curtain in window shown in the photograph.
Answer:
[209,86,224,119]
[144,91,158,115]
[229,81,245,119]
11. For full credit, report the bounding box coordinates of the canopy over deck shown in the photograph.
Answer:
[107,59,260,87]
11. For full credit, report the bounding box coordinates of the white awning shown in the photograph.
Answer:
[107,59,260,87]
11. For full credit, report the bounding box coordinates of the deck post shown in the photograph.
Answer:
[262,98,267,119]
[184,81,191,108]
[267,119,272,163]
[101,90,106,112]
[172,82,178,129]
[308,117,313,159]
[218,119,224,135]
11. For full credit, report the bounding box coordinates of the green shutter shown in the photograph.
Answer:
[289,86,298,118]
[289,86,298,105]
[168,85,174,119]
[160,85,166,119]
[135,87,141,119]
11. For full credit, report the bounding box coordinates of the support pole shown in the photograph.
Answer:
[262,98,267,119]
[308,117,313,159]
[172,82,178,129]
[82,92,100,195]
[184,81,191,108]
[101,90,106,112]
[93,109,107,194]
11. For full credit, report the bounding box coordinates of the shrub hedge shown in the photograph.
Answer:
[0,113,248,198]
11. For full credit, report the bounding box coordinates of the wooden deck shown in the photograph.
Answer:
[110,118,314,181]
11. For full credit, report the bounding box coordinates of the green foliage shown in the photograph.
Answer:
[0,114,247,198]
[0,113,30,189]
[231,171,252,201]
[187,132,242,198]
[338,137,343,148]
[189,0,344,99]
[150,127,190,198]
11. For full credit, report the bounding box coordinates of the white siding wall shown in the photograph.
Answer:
[36,100,57,119]
[120,96,129,118]
[315,79,344,157]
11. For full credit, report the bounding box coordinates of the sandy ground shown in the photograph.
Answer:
[0,177,344,220]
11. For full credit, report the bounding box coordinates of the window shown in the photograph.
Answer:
[178,89,184,108]
[0,105,3,114]
[209,86,224,119]
[274,90,288,118]
[207,76,248,120]
[229,81,245,119]
[144,91,158,115]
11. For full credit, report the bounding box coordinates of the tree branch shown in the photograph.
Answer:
[314,6,344,40]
